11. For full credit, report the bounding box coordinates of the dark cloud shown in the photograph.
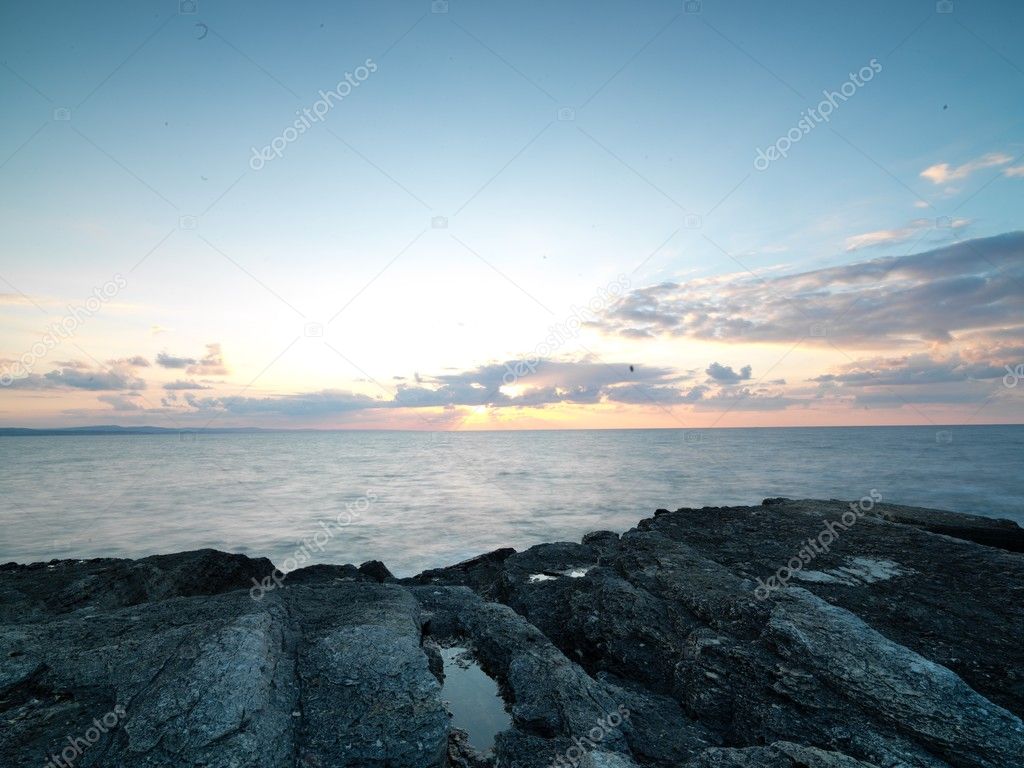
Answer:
[163,380,212,390]
[156,352,196,369]
[810,353,1005,387]
[604,383,708,405]
[157,336,1023,420]
[593,232,1024,347]
[5,366,145,391]
[393,380,499,408]
[620,328,655,339]
[182,359,701,415]
[177,356,898,415]
[185,389,380,416]
[706,362,752,382]
[157,344,228,375]
[809,346,1020,408]
[841,385,995,407]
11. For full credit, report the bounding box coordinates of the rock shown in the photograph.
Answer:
[860,499,1024,552]
[447,727,490,767]
[288,581,448,767]
[413,585,632,750]
[409,547,516,596]
[762,496,1024,552]
[283,562,365,585]
[357,559,395,582]
[580,752,642,768]
[683,741,877,767]
[581,530,620,557]
[2,500,1022,767]
[0,548,272,623]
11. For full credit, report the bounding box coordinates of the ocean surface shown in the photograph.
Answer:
[1,425,1021,576]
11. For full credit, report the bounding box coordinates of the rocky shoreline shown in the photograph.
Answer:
[2,498,1023,767]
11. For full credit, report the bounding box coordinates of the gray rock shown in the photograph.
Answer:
[293,583,447,767]
[683,741,878,767]
[2,499,1023,767]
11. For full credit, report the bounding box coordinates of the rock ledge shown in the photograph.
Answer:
[2,498,1022,767]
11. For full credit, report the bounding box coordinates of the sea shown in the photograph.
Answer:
[1,425,1021,576]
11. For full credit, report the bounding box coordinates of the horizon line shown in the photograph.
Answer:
[2,422,1022,435]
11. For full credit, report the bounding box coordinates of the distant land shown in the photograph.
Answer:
[1,424,1021,437]
[0,425,278,436]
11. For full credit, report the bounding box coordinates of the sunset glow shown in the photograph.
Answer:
[1,1,1021,430]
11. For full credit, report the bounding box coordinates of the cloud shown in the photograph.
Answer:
[395,360,663,408]
[5,365,146,391]
[809,347,1019,408]
[839,386,988,407]
[185,389,381,417]
[175,340,1021,418]
[98,393,145,411]
[180,359,703,416]
[920,152,1012,185]
[604,383,707,404]
[691,387,800,411]
[706,362,752,382]
[620,327,654,339]
[156,352,196,369]
[811,352,1007,387]
[844,218,967,251]
[108,356,149,367]
[1006,166,1024,178]
[163,380,212,390]
[592,232,1024,347]
[156,344,229,375]
[186,343,229,376]
[177,358,823,416]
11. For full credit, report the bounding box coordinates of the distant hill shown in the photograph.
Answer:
[0,425,277,436]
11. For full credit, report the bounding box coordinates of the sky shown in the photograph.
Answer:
[1,0,1022,430]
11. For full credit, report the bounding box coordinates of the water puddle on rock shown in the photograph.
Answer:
[439,646,511,753]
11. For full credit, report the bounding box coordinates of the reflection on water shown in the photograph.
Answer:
[1,425,1021,575]
[439,646,510,753]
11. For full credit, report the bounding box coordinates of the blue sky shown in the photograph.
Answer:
[1,0,1022,428]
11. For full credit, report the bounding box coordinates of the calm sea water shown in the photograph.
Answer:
[1,426,1021,576]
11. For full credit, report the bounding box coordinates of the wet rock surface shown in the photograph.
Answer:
[2,499,1023,767]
